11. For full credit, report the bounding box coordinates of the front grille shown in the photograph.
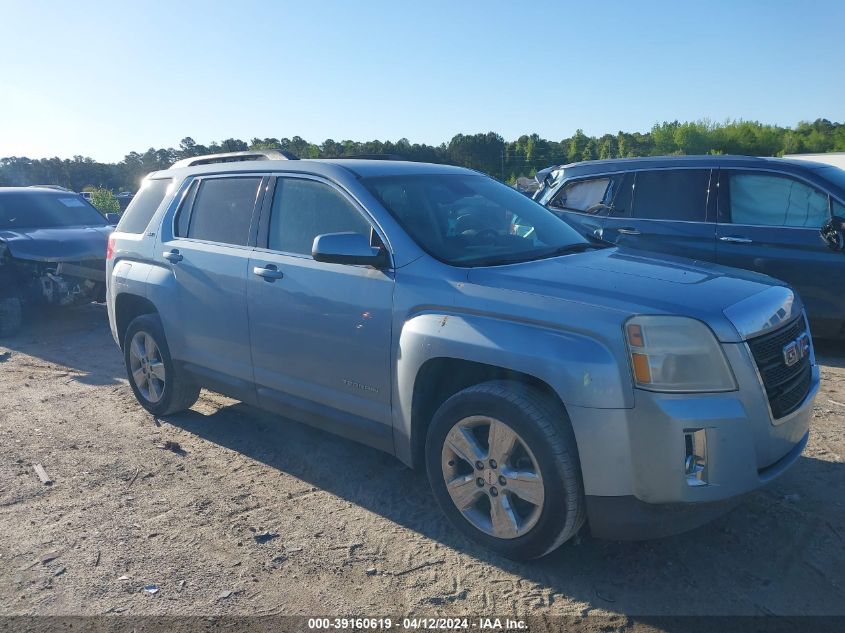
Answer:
[747,316,812,419]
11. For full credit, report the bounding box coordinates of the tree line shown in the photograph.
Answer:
[2,118,844,193]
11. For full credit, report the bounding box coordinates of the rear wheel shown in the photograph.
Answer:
[124,314,200,416]
[426,380,585,560]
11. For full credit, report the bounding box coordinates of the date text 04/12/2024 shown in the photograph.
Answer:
[306,618,528,630]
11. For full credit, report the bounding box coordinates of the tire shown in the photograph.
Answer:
[123,314,200,416]
[425,380,585,560]
[0,296,22,338]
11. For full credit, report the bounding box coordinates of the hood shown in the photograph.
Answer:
[466,247,800,342]
[0,225,112,262]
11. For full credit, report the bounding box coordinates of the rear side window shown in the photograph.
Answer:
[117,178,172,234]
[186,177,261,246]
[633,170,710,221]
[728,172,829,228]
[267,178,371,255]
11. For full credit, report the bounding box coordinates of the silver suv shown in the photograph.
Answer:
[107,150,818,559]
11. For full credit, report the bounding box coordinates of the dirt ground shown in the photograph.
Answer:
[0,304,843,619]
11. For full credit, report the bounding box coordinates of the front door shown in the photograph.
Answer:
[546,174,617,239]
[715,169,844,337]
[247,175,395,449]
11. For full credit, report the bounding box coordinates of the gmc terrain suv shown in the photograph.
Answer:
[106,150,818,559]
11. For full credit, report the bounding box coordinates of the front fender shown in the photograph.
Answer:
[394,311,634,463]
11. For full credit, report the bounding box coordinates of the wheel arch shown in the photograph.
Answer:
[395,312,632,468]
[114,292,159,350]
[409,357,564,470]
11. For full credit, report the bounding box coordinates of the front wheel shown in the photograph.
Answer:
[124,314,200,416]
[425,380,585,560]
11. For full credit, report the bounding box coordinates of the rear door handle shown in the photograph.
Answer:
[162,249,183,263]
[719,236,753,244]
[253,264,284,281]
[617,227,641,235]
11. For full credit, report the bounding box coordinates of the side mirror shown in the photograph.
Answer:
[821,216,845,251]
[105,213,120,225]
[312,232,388,268]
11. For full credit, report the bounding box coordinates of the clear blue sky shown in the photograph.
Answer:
[1,0,843,162]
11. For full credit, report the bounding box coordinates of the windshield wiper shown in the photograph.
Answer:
[467,252,546,267]
[467,242,598,267]
[529,242,603,260]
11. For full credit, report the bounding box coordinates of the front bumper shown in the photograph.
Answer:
[585,430,808,539]
[567,342,818,540]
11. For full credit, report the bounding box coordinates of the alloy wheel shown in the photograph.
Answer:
[441,416,545,539]
[128,331,166,404]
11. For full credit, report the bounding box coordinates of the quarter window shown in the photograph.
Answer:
[117,178,173,234]
[728,173,829,228]
[632,170,710,221]
[268,178,371,255]
[186,177,261,246]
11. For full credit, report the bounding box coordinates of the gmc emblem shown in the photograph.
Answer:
[782,333,810,367]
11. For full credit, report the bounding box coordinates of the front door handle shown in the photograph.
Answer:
[617,227,641,235]
[719,236,753,244]
[163,249,183,263]
[253,264,284,281]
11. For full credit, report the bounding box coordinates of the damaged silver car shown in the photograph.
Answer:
[0,187,114,336]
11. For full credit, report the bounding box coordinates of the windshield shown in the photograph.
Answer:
[0,191,108,230]
[362,174,590,266]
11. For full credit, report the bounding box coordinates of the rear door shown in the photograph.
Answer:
[715,169,844,337]
[159,174,265,390]
[601,168,717,260]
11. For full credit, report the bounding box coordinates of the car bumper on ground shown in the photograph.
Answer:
[567,342,819,540]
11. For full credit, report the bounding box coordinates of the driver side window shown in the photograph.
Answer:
[728,172,830,228]
[268,178,372,256]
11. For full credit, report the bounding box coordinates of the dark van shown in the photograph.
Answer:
[534,156,845,338]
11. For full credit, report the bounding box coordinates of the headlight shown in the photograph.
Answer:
[624,316,737,393]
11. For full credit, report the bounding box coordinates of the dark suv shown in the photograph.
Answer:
[533,156,845,338]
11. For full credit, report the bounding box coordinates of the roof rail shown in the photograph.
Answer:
[330,153,407,161]
[170,149,298,169]
[28,184,73,192]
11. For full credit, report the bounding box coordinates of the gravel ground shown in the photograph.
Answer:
[0,304,843,618]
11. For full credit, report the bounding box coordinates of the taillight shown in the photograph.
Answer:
[106,234,115,260]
